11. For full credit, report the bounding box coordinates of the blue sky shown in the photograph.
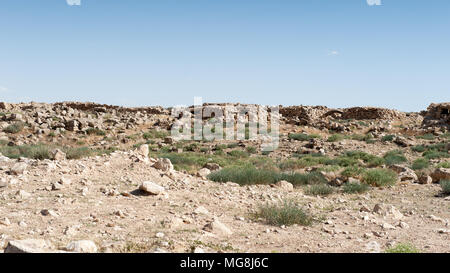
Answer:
[0,0,449,111]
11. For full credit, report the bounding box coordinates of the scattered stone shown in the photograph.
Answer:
[373,204,403,220]
[203,219,233,236]
[0,217,11,226]
[0,178,7,188]
[16,190,31,200]
[275,180,294,192]
[66,240,98,253]
[197,168,211,178]
[52,149,66,161]
[194,206,209,215]
[139,181,165,195]
[418,175,433,185]
[4,239,53,253]
[152,158,174,172]
[431,168,450,183]
[10,162,27,175]
[41,209,58,217]
[204,163,221,172]
[365,241,381,253]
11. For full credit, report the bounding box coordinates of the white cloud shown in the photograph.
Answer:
[328,50,340,56]
[66,0,81,6]
[367,0,382,6]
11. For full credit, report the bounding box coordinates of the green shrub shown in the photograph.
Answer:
[254,200,314,227]
[441,180,450,195]
[411,158,430,170]
[344,151,384,167]
[416,134,435,140]
[288,133,320,141]
[341,166,365,178]
[343,182,369,194]
[381,135,395,142]
[0,144,52,160]
[436,161,450,168]
[208,166,327,186]
[246,146,257,154]
[385,243,420,253]
[208,166,278,185]
[143,129,169,140]
[411,145,426,153]
[279,172,328,186]
[423,150,449,160]
[327,134,345,142]
[3,122,25,134]
[383,150,407,166]
[228,150,249,158]
[305,184,334,196]
[362,169,397,187]
[86,128,106,136]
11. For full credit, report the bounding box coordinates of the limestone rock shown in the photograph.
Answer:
[52,149,66,161]
[203,219,233,236]
[66,240,98,253]
[275,180,294,192]
[4,239,53,253]
[10,162,27,175]
[139,181,165,195]
[152,158,173,172]
[431,168,450,183]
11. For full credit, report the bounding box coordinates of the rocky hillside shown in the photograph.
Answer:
[0,101,449,253]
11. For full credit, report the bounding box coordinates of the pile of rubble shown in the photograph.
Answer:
[422,103,450,129]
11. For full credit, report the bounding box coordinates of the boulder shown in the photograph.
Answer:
[203,219,233,236]
[153,158,174,172]
[4,239,53,253]
[275,180,294,192]
[431,168,450,183]
[139,181,165,195]
[10,162,27,175]
[66,240,98,253]
[51,149,66,161]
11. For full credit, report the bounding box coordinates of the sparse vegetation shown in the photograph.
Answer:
[208,165,327,186]
[381,135,395,142]
[362,169,397,187]
[86,128,106,136]
[327,134,345,142]
[305,184,334,196]
[385,243,421,253]
[440,180,450,195]
[416,134,435,140]
[143,129,169,140]
[411,158,430,170]
[254,200,314,227]
[288,133,320,141]
[343,182,369,194]
[383,150,407,166]
[3,122,25,134]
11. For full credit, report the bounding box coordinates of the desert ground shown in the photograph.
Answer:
[0,101,449,253]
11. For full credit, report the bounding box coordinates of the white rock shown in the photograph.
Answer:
[10,162,27,175]
[194,206,209,215]
[203,219,233,236]
[4,239,53,253]
[15,190,31,200]
[0,217,11,226]
[275,180,294,192]
[66,240,98,253]
[365,241,381,253]
[139,181,165,195]
[152,158,174,172]
[197,168,211,178]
